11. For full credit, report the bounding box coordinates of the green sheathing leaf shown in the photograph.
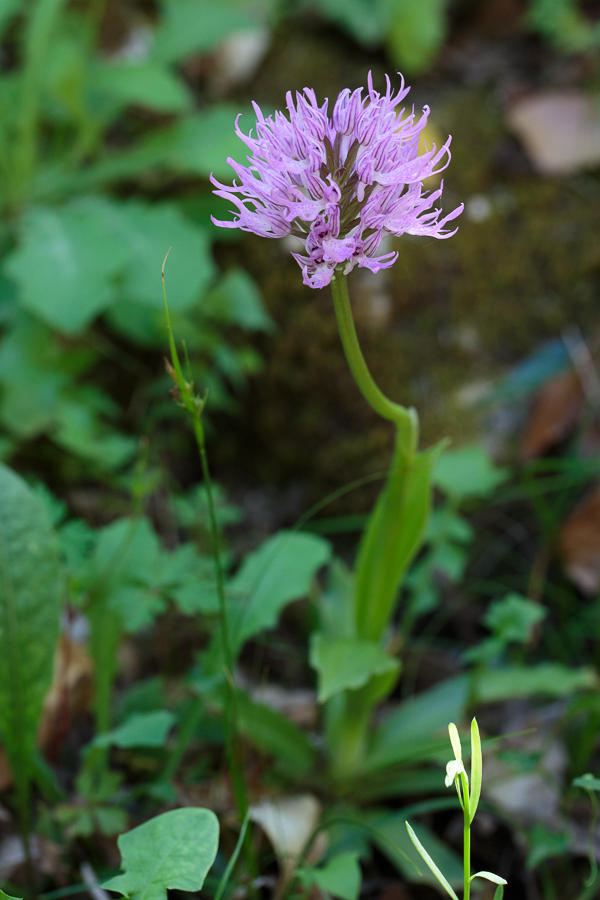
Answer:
[5,203,128,333]
[235,691,316,774]
[474,664,597,703]
[310,634,399,703]
[103,807,219,900]
[354,441,442,642]
[227,530,331,654]
[363,676,468,774]
[0,464,61,780]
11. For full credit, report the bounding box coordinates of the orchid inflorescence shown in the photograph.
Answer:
[406,719,507,900]
[211,73,463,288]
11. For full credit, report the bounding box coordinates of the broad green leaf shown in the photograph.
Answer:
[153,0,257,62]
[54,398,137,470]
[355,439,442,642]
[573,773,600,791]
[474,664,597,703]
[103,807,219,900]
[94,200,216,310]
[94,518,162,587]
[306,0,383,46]
[525,822,569,870]
[201,269,273,331]
[310,634,399,703]
[0,464,61,783]
[385,0,447,75]
[469,718,482,823]
[484,592,546,643]
[166,106,261,177]
[235,691,316,774]
[75,105,259,186]
[469,872,507,886]
[227,530,330,654]
[91,62,191,113]
[0,0,20,36]
[0,314,73,437]
[370,676,468,767]
[5,203,128,333]
[300,853,362,900]
[108,586,166,633]
[433,446,509,501]
[0,892,21,900]
[93,711,176,749]
[405,822,459,900]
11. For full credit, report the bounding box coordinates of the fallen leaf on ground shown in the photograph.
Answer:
[507,91,600,175]
[522,369,583,459]
[39,633,93,757]
[559,482,600,593]
[250,795,325,887]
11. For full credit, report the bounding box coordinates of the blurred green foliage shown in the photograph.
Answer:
[0,0,275,473]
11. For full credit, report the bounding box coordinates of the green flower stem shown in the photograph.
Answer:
[162,262,253,872]
[330,271,418,453]
[461,771,471,900]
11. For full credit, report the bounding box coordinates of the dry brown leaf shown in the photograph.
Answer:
[507,91,600,175]
[559,482,600,594]
[522,369,583,459]
[38,634,93,758]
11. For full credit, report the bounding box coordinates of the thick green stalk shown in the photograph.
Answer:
[330,272,417,446]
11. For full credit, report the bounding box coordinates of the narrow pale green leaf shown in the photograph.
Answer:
[92,711,175,749]
[474,663,597,703]
[405,822,459,900]
[469,872,507,886]
[469,718,482,822]
[103,807,219,900]
[494,886,504,900]
[0,464,62,781]
[310,633,399,703]
[355,439,443,642]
